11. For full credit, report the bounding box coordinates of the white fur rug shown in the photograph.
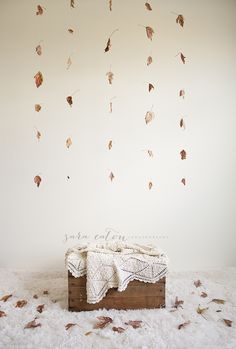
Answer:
[0,268,236,349]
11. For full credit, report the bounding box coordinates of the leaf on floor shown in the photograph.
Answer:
[176,14,184,27]
[37,304,45,313]
[148,83,154,92]
[174,296,184,309]
[65,323,77,330]
[210,299,225,305]
[145,3,152,11]
[66,137,72,149]
[112,326,125,333]
[34,71,43,88]
[223,319,232,327]
[34,175,42,187]
[15,300,27,308]
[94,316,113,329]
[125,320,142,329]
[0,311,7,318]
[178,320,190,330]
[147,56,153,66]
[0,294,12,302]
[24,319,41,329]
[200,292,208,298]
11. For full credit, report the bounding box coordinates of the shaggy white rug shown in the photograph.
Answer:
[0,268,236,349]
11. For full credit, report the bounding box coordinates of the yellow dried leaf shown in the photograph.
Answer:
[36,44,42,56]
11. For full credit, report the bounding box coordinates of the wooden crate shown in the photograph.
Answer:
[68,271,166,311]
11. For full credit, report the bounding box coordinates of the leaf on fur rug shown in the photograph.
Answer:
[197,306,208,319]
[194,280,202,288]
[15,300,27,308]
[210,299,225,304]
[125,320,142,329]
[0,294,12,302]
[201,292,208,298]
[37,304,45,313]
[0,311,7,318]
[174,296,184,309]
[24,319,41,329]
[112,326,126,333]
[94,316,113,329]
[65,323,77,330]
[33,295,38,299]
[223,319,232,327]
[178,320,190,330]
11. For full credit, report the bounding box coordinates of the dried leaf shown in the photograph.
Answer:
[109,102,113,113]
[105,38,111,52]
[36,45,42,56]
[36,130,41,141]
[0,311,6,318]
[125,320,142,329]
[147,56,153,66]
[15,300,27,308]
[180,118,185,129]
[176,14,184,28]
[178,320,190,330]
[145,111,155,125]
[68,28,74,34]
[174,296,184,309]
[109,172,115,182]
[34,71,43,88]
[36,304,45,313]
[66,57,72,70]
[145,3,152,11]
[34,176,42,187]
[43,290,49,295]
[179,89,185,98]
[0,294,12,302]
[148,83,154,92]
[216,310,222,312]
[197,306,208,317]
[180,52,186,64]
[33,295,38,299]
[106,71,114,84]
[210,299,225,305]
[66,138,72,149]
[24,319,41,329]
[66,96,73,106]
[223,319,232,327]
[35,104,41,112]
[109,0,112,11]
[108,140,112,150]
[65,323,77,330]
[180,149,187,160]
[194,280,202,288]
[70,0,75,8]
[36,5,44,16]
[147,150,153,157]
[94,316,113,329]
[112,326,125,333]
[148,181,153,190]
[146,26,154,40]
[85,331,93,336]
[201,292,208,298]
[181,178,186,186]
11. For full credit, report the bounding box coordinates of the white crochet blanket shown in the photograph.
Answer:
[65,242,168,304]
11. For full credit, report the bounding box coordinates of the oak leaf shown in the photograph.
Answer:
[194,280,202,288]
[34,71,43,88]
[125,320,142,329]
[94,316,113,329]
[34,175,42,187]
[112,326,125,333]
[146,26,154,40]
[106,71,114,84]
[176,14,184,27]
[149,83,154,92]
[15,300,27,308]
[147,56,153,66]
[24,319,41,329]
[36,5,43,15]
[145,111,155,125]
[36,45,42,56]
[35,104,41,112]
[65,323,77,330]
[223,319,232,327]
[145,3,152,11]
[0,311,6,318]
[0,294,12,302]
[66,96,73,106]
[66,138,72,149]
[36,304,45,313]
[178,320,190,330]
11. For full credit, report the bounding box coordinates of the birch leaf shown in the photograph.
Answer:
[145,111,155,124]
[36,130,41,141]
[94,316,113,329]
[106,71,114,84]
[145,3,152,11]
[105,38,111,52]
[15,300,27,308]
[147,56,153,66]
[0,294,12,302]
[181,178,186,186]
[109,0,112,11]
[176,14,184,27]
[149,83,154,92]
[34,71,43,88]
[66,96,73,106]
[180,149,187,160]
[66,138,72,149]
[24,319,41,329]
[66,57,72,70]
[125,320,142,329]
[146,26,154,40]
[178,320,190,330]
[36,5,44,15]
[223,319,232,327]
[112,327,125,333]
[211,299,225,305]
[108,140,112,150]
[148,181,153,190]
[70,0,75,8]
[109,172,115,182]
[180,118,185,129]
[179,89,185,98]
[35,104,41,112]
[36,44,42,56]
[180,52,186,64]
[36,304,45,313]
[0,311,6,318]
[34,175,42,187]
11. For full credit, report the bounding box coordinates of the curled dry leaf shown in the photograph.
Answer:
[106,71,114,84]
[66,57,72,70]
[36,304,45,313]
[147,56,153,66]
[125,320,142,329]
[66,138,72,149]
[36,130,41,141]
[179,89,185,98]
[36,5,44,15]
[43,290,49,295]
[105,38,111,52]
[34,175,42,187]
[149,83,154,92]
[174,296,184,309]
[176,14,184,27]
[94,316,113,329]
[147,150,153,157]
[15,300,27,308]
[109,172,115,182]
[181,178,186,186]
[65,323,77,330]
[108,140,112,150]
[36,45,42,56]
[70,0,75,8]
[109,0,112,11]
[180,150,187,160]
[66,96,73,106]
[197,306,208,318]
[35,104,41,112]
[145,3,152,11]
[223,319,232,327]
[194,280,202,288]
[216,310,222,312]
[68,28,74,34]
[179,53,186,64]
[0,294,12,302]
[34,71,43,88]
[178,320,190,330]
[112,326,125,333]
[210,299,225,305]
[24,319,41,329]
[148,181,153,190]
[180,118,185,129]
[146,26,154,40]
[0,311,6,318]
[145,111,154,125]
[85,331,93,336]
[33,295,38,299]
[201,292,208,298]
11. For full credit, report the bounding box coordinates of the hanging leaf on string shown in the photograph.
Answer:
[35,104,41,112]
[223,319,232,327]
[147,150,153,157]
[109,172,115,182]
[66,138,72,149]
[145,3,152,11]
[36,130,41,141]
[145,110,155,125]
[179,89,185,98]
[109,0,112,11]
[180,118,185,129]
[125,320,142,329]
[181,178,186,186]
[108,140,112,150]
[148,83,154,92]
[34,175,42,187]
[66,96,73,106]
[70,0,75,8]
[146,26,154,40]
[180,149,187,160]
[36,44,42,56]
[36,5,44,15]
[106,71,114,85]
[68,28,74,34]
[176,52,186,64]
[104,29,119,52]
[148,181,153,190]
[147,56,153,66]
[34,71,43,88]
[66,57,72,70]
[176,14,184,27]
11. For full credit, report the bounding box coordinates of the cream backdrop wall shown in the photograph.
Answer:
[0,0,235,270]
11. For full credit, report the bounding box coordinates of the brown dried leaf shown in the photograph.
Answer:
[85,331,93,336]
[180,118,185,129]
[146,26,154,40]
[210,299,225,305]
[34,175,42,187]
[0,310,6,318]
[68,28,74,34]
[180,149,187,160]
[176,14,184,28]
[106,71,114,84]
[34,71,43,88]
[112,326,125,333]
[66,138,72,149]
[70,0,75,8]
[201,292,208,298]
[94,316,113,329]
[147,150,153,157]
[108,140,112,150]
[0,294,12,302]
[178,320,190,330]
[125,320,142,329]
[109,172,115,182]
[194,280,202,288]
[24,319,41,329]
[216,310,222,312]
[174,296,184,309]
[36,5,44,16]
[145,3,152,11]
[65,323,77,330]
[43,290,49,295]
[181,178,186,186]
[180,52,186,64]
[36,45,42,56]
[149,83,154,92]
[66,96,73,106]
[197,306,208,317]
[105,38,111,52]
[36,130,41,141]
[148,181,153,190]
[33,295,38,299]
[36,304,45,313]
[147,56,153,66]
[15,300,27,308]
[145,111,155,125]
[35,104,41,112]
[109,0,112,11]
[179,89,185,98]
[223,319,232,327]
[66,57,72,70]
[109,102,113,113]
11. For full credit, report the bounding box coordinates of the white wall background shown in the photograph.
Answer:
[0,0,235,270]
